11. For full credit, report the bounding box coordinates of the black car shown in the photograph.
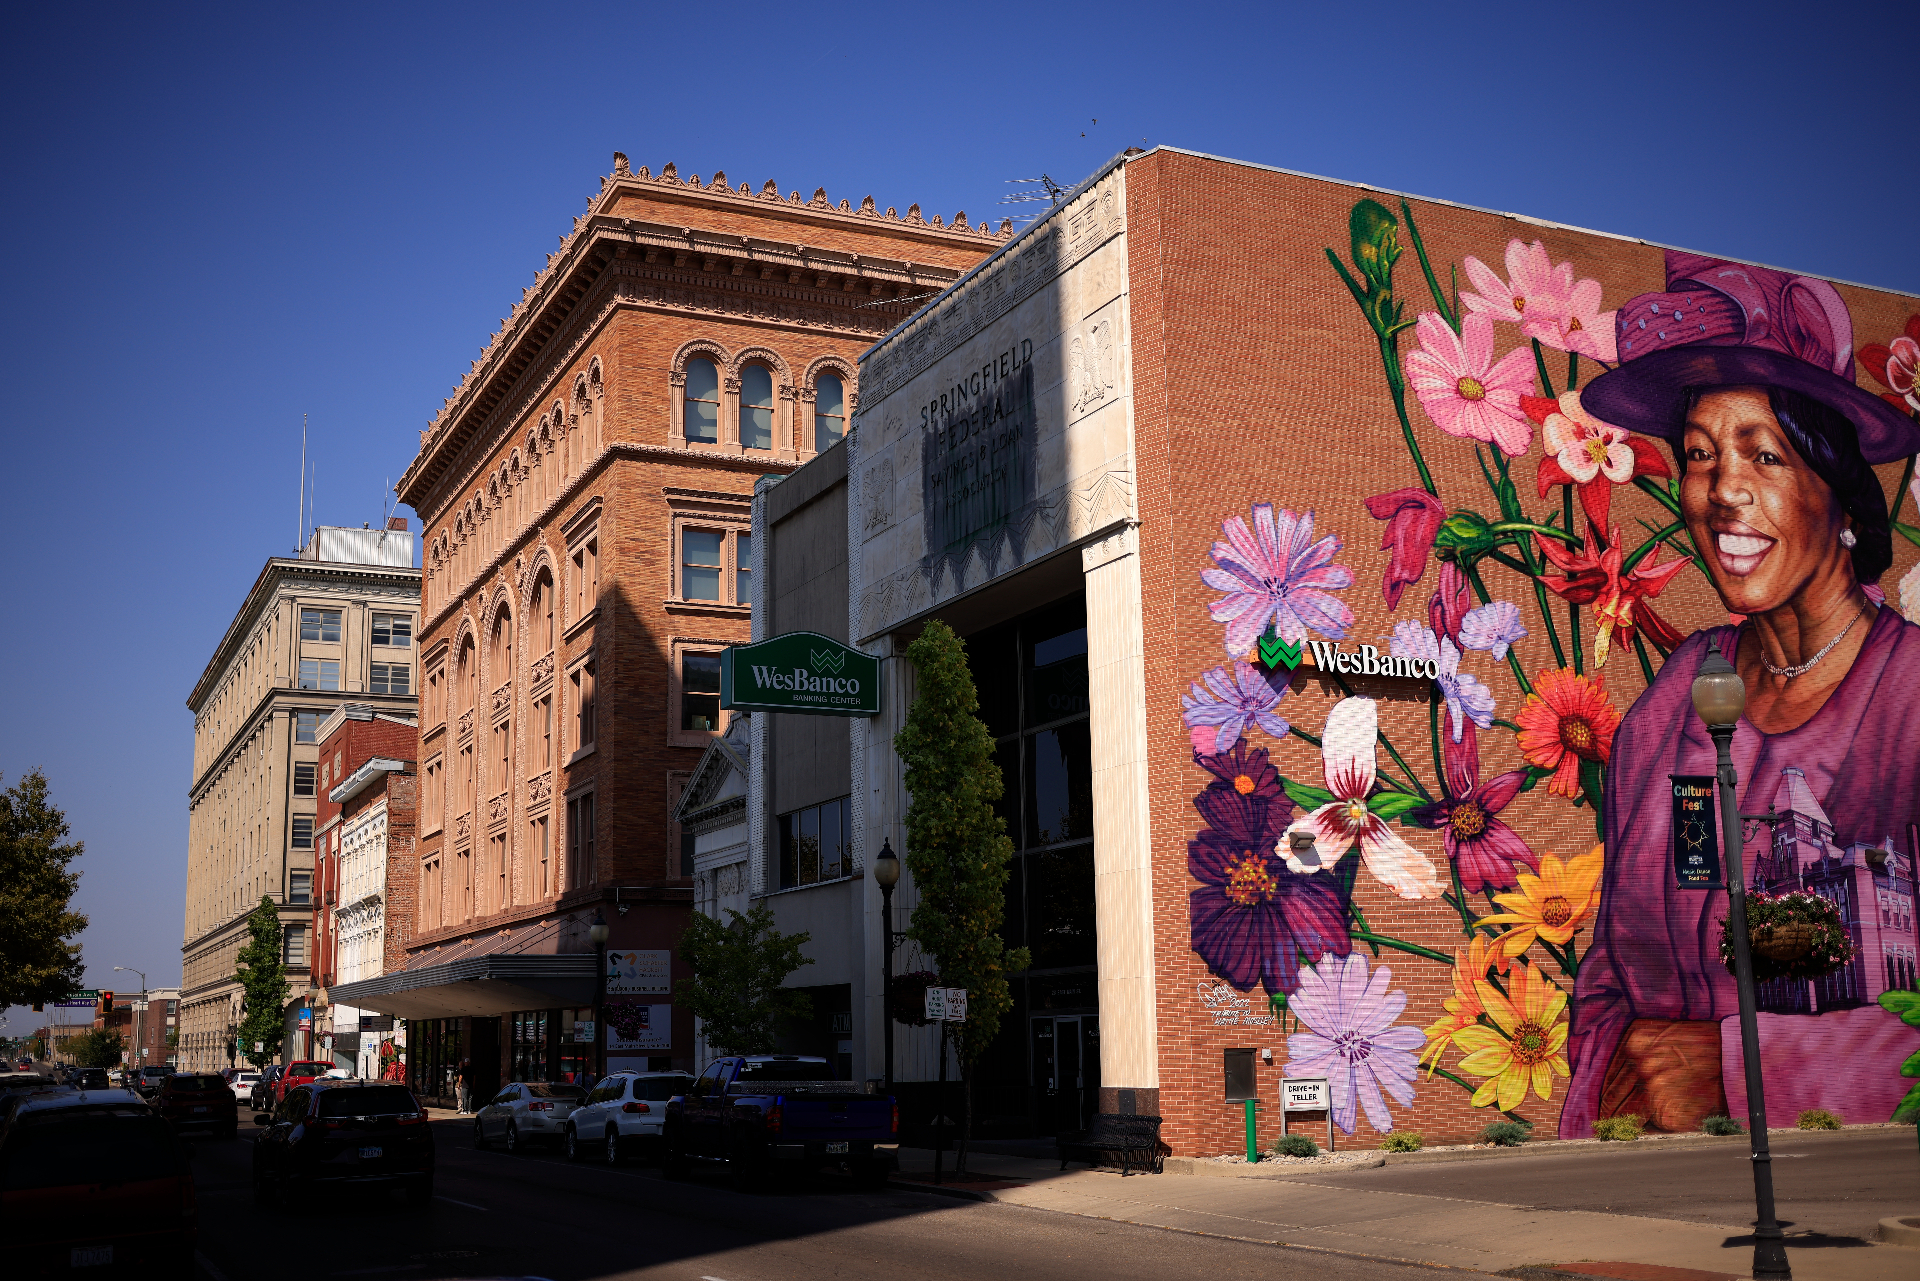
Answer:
[70,1067,110,1090]
[252,1080,433,1208]
[249,1065,282,1111]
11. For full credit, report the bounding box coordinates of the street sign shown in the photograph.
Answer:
[923,987,969,1023]
[719,632,881,717]
[1281,1077,1330,1111]
[1669,775,1725,889]
[605,950,671,997]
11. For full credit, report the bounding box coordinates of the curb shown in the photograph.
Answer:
[1877,1215,1920,1248]
[1166,1155,1386,1178]
[888,1178,1002,1203]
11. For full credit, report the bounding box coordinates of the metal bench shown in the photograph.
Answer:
[1057,1113,1164,1175]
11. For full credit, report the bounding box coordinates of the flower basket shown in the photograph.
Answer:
[890,971,941,1027]
[1719,891,1854,983]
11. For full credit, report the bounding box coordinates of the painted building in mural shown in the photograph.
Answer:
[746,145,1920,1154]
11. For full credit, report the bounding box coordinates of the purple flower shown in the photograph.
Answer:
[1410,718,1540,895]
[1459,600,1527,661]
[1190,828,1350,996]
[1182,662,1292,756]
[1203,503,1355,657]
[1363,488,1445,610]
[1389,622,1494,741]
[1283,953,1424,1135]
[1194,740,1283,801]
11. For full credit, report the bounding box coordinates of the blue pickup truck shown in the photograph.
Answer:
[663,1055,897,1187]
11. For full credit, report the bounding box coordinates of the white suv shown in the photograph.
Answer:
[565,1071,694,1165]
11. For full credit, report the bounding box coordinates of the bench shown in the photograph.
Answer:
[1057,1113,1164,1176]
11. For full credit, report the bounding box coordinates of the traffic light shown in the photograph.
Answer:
[100,992,114,1015]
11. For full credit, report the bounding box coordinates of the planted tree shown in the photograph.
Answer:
[894,620,1031,1174]
[234,896,290,1068]
[0,770,87,1009]
[67,1028,124,1069]
[678,903,814,1054]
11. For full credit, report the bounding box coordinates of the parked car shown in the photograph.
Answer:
[229,1070,263,1104]
[155,1071,238,1140]
[565,1071,694,1164]
[273,1061,334,1106]
[250,1065,283,1110]
[133,1065,177,1098]
[252,1080,432,1208]
[0,1090,195,1277]
[664,1056,897,1187]
[473,1081,587,1154]
[69,1067,111,1091]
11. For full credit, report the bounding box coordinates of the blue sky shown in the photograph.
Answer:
[3,0,1916,1038]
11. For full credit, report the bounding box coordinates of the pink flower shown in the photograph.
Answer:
[1463,241,1567,327]
[1291,698,1443,900]
[1860,316,1920,413]
[1429,560,1471,643]
[1404,313,1536,457]
[1363,488,1445,610]
[1202,503,1356,657]
[1527,391,1670,530]
[1531,276,1618,363]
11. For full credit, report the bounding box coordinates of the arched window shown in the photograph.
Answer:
[490,608,512,686]
[684,359,719,445]
[739,364,773,451]
[815,373,845,451]
[458,636,476,713]
[533,570,554,653]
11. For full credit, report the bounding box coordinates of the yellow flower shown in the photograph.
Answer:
[1477,844,1603,960]
[1421,933,1502,1071]
[1453,962,1570,1110]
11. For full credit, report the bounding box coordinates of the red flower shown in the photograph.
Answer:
[1523,391,1670,531]
[1429,560,1471,643]
[1859,315,1920,414]
[1535,526,1689,666]
[1514,668,1620,798]
[1364,487,1446,610]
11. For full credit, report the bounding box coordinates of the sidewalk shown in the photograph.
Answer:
[888,1143,1914,1281]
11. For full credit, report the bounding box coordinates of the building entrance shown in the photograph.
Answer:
[1031,1014,1099,1135]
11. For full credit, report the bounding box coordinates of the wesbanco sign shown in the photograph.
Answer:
[719,632,881,717]
[1256,633,1440,684]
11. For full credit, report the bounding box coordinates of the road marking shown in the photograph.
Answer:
[196,1250,231,1281]
[434,1194,490,1210]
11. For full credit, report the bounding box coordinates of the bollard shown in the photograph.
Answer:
[1245,1098,1258,1162]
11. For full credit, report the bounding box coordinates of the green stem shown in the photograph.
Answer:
[1429,693,1446,792]
[1350,929,1454,965]
[1492,521,1583,544]
[1532,339,1557,399]
[1450,857,1476,938]
[1384,343,1438,498]
[1622,521,1684,574]
[1377,729,1435,803]
[1565,486,1583,676]
[1566,351,1579,392]
[1634,474,1681,517]
[1288,725,1323,749]
[1632,631,1657,687]
[1400,200,1458,331]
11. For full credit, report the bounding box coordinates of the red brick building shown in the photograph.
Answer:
[332,154,1002,1103]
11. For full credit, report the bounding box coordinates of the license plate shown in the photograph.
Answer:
[825,1141,849,1154]
[192,1105,208,1113]
[71,1245,112,1267]
[360,1146,383,1159]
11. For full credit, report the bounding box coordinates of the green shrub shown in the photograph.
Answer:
[1795,1108,1842,1130]
[1479,1120,1531,1147]
[1592,1114,1644,1141]
[1702,1115,1745,1136]
[1272,1133,1320,1158]
[1380,1131,1423,1152]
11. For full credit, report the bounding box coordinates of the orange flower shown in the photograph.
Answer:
[1421,933,1505,1071]
[1478,844,1604,960]
[1514,668,1619,797]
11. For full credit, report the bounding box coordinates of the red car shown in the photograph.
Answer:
[155,1071,239,1140]
[273,1061,334,1106]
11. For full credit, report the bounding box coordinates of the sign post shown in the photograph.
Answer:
[1669,774,1725,889]
[1281,1076,1333,1152]
[719,632,881,717]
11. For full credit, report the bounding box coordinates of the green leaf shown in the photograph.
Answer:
[1369,792,1426,821]
[1899,1049,1920,1078]
[1894,520,1920,550]
[1282,778,1337,810]
[1893,1082,1920,1125]
[1881,989,1920,1026]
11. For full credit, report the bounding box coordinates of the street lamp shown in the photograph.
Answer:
[588,910,610,1083]
[1690,640,1791,1281]
[870,838,901,1089]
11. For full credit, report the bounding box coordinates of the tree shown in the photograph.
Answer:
[677,904,814,1055]
[67,1028,124,1069]
[894,621,1030,1173]
[234,896,290,1068]
[0,770,87,1008]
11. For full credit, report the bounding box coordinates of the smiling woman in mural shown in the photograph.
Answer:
[1565,254,1920,1135]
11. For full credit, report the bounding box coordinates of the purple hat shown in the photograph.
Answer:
[1582,251,1920,463]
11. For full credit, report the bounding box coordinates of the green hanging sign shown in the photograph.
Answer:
[719,632,881,717]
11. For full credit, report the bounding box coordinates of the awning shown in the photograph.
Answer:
[328,953,598,1020]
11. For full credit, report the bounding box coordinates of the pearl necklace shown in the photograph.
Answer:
[1758,606,1868,680]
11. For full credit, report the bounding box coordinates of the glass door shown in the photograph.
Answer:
[1031,1016,1100,1134]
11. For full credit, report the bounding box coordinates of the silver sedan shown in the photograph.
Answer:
[473,1081,587,1153]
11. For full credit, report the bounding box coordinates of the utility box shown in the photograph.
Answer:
[1223,1047,1257,1102]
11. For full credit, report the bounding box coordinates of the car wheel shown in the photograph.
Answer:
[472,1117,490,1151]
[504,1121,521,1154]
[604,1127,621,1166]
[564,1126,583,1162]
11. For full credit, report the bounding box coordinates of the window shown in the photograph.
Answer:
[297,659,340,691]
[289,872,311,905]
[426,666,442,725]
[494,720,511,794]
[532,815,550,898]
[536,695,553,769]
[490,831,507,914]
[371,613,412,647]
[571,539,598,621]
[567,793,594,889]
[815,373,845,451]
[490,608,512,680]
[283,925,307,967]
[291,816,313,849]
[737,533,752,604]
[682,530,722,601]
[684,358,719,445]
[681,653,720,731]
[777,796,850,889]
[459,637,477,713]
[570,661,596,750]
[292,763,316,797]
[370,663,410,695]
[533,571,555,653]
[294,712,321,744]
[299,609,342,643]
[739,365,774,450]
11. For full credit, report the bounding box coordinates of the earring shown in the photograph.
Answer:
[1841,528,1858,548]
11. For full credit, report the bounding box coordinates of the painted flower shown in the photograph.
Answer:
[1420,933,1504,1071]
[1389,622,1494,741]
[1363,487,1445,610]
[1284,952,1425,1135]
[1429,560,1471,643]
[1404,313,1537,457]
[1182,662,1292,756]
[1410,718,1538,895]
[1530,275,1618,363]
[1459,600,1527,661]
[1525,391,1671,531]
[1478,844,1604,960]
[1514,668,1619,798]
[1203,503,1356,657]
[1453,960,1570,1110]
[1292,697,1443,899]
[1859,315,1920,413]
[1535,527,1689,667]
[1189,829,1349,997]
[1194,739,1284,805]
[1462,240,1568,328]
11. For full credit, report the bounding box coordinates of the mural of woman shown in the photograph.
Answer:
[1564,253,1920,1135]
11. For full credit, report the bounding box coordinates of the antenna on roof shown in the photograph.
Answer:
[998,174,1067,226]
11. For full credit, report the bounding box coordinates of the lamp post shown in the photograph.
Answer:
[871,839,902,1089]
[1690,641,1791,1281]
[588,910,610,1083]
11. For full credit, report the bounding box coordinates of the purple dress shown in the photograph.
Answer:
[1563,608,1920,1136]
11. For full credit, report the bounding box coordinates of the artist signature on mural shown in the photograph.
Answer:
[1196,981,1276,1026]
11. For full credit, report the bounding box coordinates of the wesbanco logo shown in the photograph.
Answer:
[749,665,865,697]
[1306,640,1438,680]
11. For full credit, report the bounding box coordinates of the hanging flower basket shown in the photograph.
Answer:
[1719,891,1854,983]
[890,971,942,1026]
